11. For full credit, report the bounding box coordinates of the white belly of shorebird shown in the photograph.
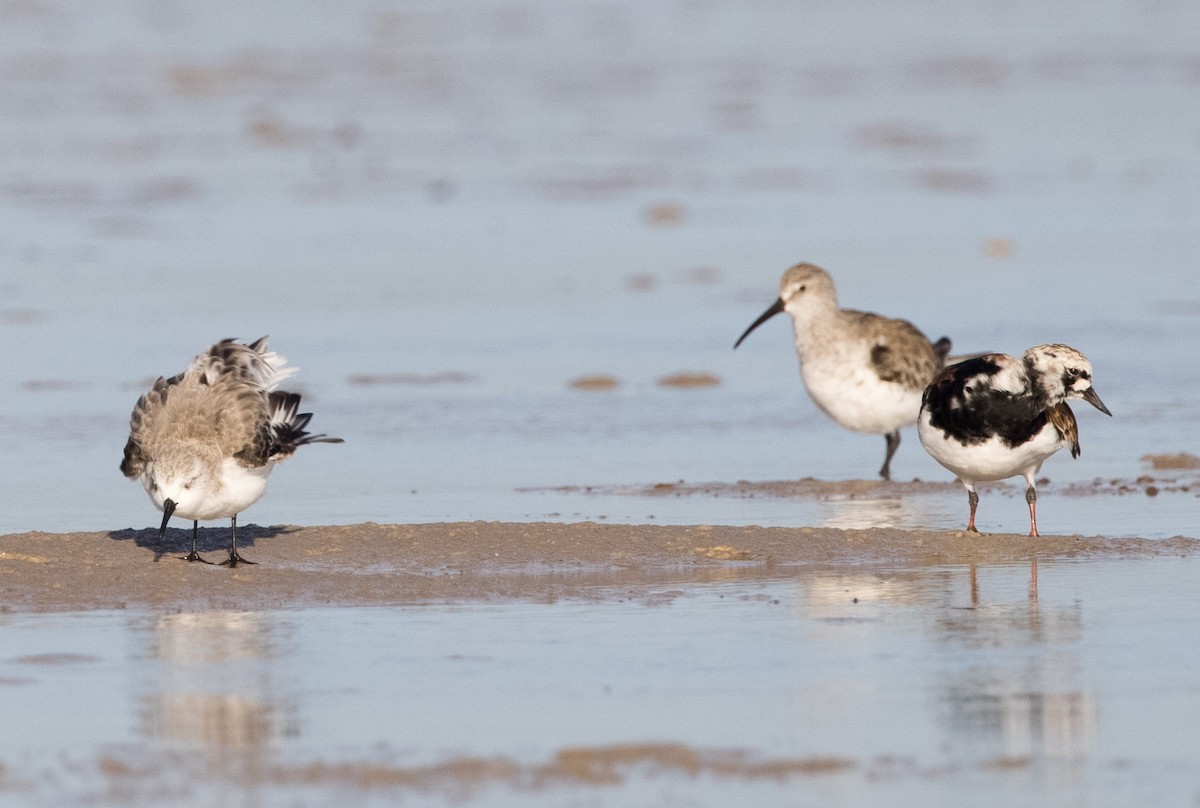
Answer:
[147,459,274,522]
[801,362,923,435]
[917,419,1064,485]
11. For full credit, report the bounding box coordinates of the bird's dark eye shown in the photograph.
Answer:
[1066,368,1081,378]
[798,285,806,292]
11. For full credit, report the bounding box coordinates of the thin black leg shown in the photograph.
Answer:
[220,514,256,567]
[183,519,213,564]
[879,431,901,480]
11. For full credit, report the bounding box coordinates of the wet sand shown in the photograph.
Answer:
[4,519,1197,613]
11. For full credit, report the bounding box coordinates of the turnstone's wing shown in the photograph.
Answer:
[921,354,1048,448]
[1047,402,1081,458]
[850,311,943,389]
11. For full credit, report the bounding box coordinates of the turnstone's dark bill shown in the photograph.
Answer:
[120,337,343,566]
[918,344,1111,536]
[734,262,951,480]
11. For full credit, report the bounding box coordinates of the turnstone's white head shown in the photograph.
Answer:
[1023,344,1111,415]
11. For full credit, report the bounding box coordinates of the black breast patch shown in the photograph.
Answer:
[923,356,1047,448]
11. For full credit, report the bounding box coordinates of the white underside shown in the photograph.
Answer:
[917,415,1064,489]
[145,458,274,522]
[800,361,923,435]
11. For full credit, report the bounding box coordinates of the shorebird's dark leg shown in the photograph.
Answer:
[880,431,901,481]
[966,489,981,533]
[220,514,256,567]
[1026,485,1039,537]
[183,520,213,564]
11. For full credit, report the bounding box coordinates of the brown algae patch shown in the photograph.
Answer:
[569,374,620,391]
[166,744,857,790]
[1142,453,1200,470]
[657,372,721,388]
[644,202,685,226]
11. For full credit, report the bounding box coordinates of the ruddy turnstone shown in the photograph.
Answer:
[734,262,951,480]
[120,337,343,566]
[918,343,1111,536]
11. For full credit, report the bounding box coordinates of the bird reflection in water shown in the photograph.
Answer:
[140,610,298,749]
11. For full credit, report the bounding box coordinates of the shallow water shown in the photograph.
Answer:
[3,557,1200,806]
[1,0,1199,537]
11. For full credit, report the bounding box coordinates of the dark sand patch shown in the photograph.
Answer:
[2,521,1198,614]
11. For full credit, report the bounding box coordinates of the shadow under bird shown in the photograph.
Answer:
[120,337,343,566]
[917,343,1111,536]
[734,262,951,480]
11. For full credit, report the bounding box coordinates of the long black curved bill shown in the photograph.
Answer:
[158,497,177,538]
[1082,387,1112,416]
[734,297,785,349]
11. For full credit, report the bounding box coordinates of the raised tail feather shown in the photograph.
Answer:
[267,391,344,460]
[932,337,952,365]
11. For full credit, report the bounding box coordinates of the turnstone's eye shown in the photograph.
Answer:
[1065,367,1081,378]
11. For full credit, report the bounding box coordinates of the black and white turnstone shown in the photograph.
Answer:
[121,337,343,566]
[918,343,1111,536]
[735,262,951,480]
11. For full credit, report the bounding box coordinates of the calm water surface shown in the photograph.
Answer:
[4,557,1200,806]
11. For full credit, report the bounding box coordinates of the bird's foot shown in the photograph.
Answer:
[219,550,257,567]
[181,551,214,565]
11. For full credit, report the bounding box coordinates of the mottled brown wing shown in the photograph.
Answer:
[119,375,173,478]
[221,383,274,469]
[1047,402,1081,459]
[851,310,942,389]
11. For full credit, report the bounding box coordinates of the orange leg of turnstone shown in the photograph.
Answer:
[966,489,980,533]
[1026,485,1039,537]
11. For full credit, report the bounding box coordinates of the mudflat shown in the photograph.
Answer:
[3,521,1195,613]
